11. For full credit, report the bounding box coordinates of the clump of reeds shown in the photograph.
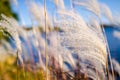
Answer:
[0,14,24,65]
[0,0,119,80]
[49,0,116,80]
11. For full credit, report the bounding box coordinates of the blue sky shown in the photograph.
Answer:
[10,0,120,27]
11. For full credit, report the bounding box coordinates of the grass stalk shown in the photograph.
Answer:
[100,19,115,80]
[43,0,49,80]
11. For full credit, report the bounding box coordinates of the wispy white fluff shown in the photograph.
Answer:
[59,0,65,10]
[99,3,113,22]
[56,10,87,28]
[0,14,23,64]
[55,9,107,79]
[53,0,65,10]
[88,17,104,41]
[72,0,100,16]
[0,14,21,52]
[113,14,120,26]
[112,59,120,76]
[32,27,45,54]
[29,2,53,31]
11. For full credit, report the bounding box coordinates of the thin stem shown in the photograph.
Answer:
[44,0,48,80]
[93,16,112,80]
[106,59,110,80]
[91,14,115,80]
[100,19,115,80]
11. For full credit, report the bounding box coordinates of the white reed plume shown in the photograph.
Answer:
[17,27,28,40]
[0,14,21,51]
[72,1,113,78]
[48,31,63,69]
[53,0,58,7]
[88,17,105,42]
[79,54,106,80]
[59,46,75,70]
[0,40,14,52]
[112,59,120,76]
[72,0,100,16]
[48,31,58,47]
[32,27,45,54]
[71,0,108,59]
[56,10,87,28]
[48,31,76,71]
[29,2,53,32]
[113,14,120,26]
[58,54,63,69]
[59,0,65,10]
[0,14,23,64]
[99,3,115,79]
[55,9,108,79]
[56,10,107,55]
[32,27,46,70]
[0,40,16,61]
[88,16,101,32]
[53,0,65,10]
[48,31,59,58]
[99,3,113,23]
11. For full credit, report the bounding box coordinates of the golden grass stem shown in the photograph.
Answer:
[100,21,115,80]
[44,0,49,80]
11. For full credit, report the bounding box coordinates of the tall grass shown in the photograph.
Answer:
[0,14,23,65]
[0,0,120,80]
[55,11,107,79]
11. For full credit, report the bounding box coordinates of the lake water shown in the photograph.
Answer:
[105,25,120,63]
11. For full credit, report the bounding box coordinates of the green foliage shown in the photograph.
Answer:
[0,0,18,20]
[0,0,18,40]
[0,55,45,80]
[0,28,11,41]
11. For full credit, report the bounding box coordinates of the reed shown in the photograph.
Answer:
[72,0,100,16]
[100,3,115,80]
[0,14,23,64]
